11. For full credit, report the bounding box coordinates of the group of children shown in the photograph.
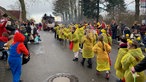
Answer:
[54,23,146,81]
[54,24,112,79]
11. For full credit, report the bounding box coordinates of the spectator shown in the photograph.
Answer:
[120,23,126,35]
[111,20,118,40]
[123,27,131,37]
[143,33,146,52]
[0,18,7,37]
[0,32,9,60]
[130,29,141,40]
[25,22,32,36]
[140,23,146,41]
[131,21,140,32]
[116,25,122,41]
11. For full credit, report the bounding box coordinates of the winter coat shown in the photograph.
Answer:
[101,33,112,45]
[114,48,128,79]
[58,28,65,40]
[101,33,108,44]
[121,48,145,82]
[131,24,140,32]
[0,21,7,37]
[0,36,8,43]
[78,27,85,44]
[81,35,94,58]
[111,23,117,31]
[117,27,122,36]
[143,35,146,44]
[140,25,146,35]
[92,41,111,71]
[26,25,32,34]
[70,31,79,52]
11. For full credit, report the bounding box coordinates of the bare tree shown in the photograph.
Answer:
[19,0,26,21]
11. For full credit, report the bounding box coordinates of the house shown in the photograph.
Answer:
[0,6,21,21]
[7,10,21,20]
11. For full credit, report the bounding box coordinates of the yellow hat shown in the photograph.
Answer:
[136,37,141,41]
[128,40,133,44]
[101,29,106,33]
[126,34,129,37]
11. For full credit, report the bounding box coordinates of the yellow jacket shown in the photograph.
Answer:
[54,26,60,35]
[101,33,108,44]
[121,48,145,82]
[78,27,85,44]
[81,35,94,58]
[92,41,111,71]
[58,28,64,39]
[70,31,79,52]
[63,28,70,40]
[114,48,128,79]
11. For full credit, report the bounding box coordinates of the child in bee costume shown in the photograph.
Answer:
[114,37,128,82]
[81,29,94,68]
[92,35,111,79]
[121,40,145,82]
[70,27,80,61]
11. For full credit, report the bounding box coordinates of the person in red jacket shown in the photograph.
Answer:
[8,32,29,82]
[0,19,7,37]
[0,32,9,60]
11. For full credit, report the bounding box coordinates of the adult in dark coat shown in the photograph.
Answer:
[25,22,32,35]
[140,24,146,41]
[111,20,118,39]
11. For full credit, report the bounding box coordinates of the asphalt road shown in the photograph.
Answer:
[0,31,130,82]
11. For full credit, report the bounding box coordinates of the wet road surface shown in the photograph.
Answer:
[0,31,130,82]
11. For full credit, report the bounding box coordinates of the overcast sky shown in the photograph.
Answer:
[0,0,135,22]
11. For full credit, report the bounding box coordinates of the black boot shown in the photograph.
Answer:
[87,58,92,69]
[81,58,85,66]
[87,64,92,69]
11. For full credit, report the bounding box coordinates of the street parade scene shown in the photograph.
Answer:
[0,0,146,82]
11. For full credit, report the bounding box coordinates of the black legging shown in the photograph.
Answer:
[81,58,92,65]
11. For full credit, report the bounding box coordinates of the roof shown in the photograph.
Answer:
[0,6,20,20]
[7,10,20,20]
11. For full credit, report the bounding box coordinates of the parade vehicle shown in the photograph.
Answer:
[42,14,55,31]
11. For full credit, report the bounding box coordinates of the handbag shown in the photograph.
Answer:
[22,54,30,65]
[69,41,73,50]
